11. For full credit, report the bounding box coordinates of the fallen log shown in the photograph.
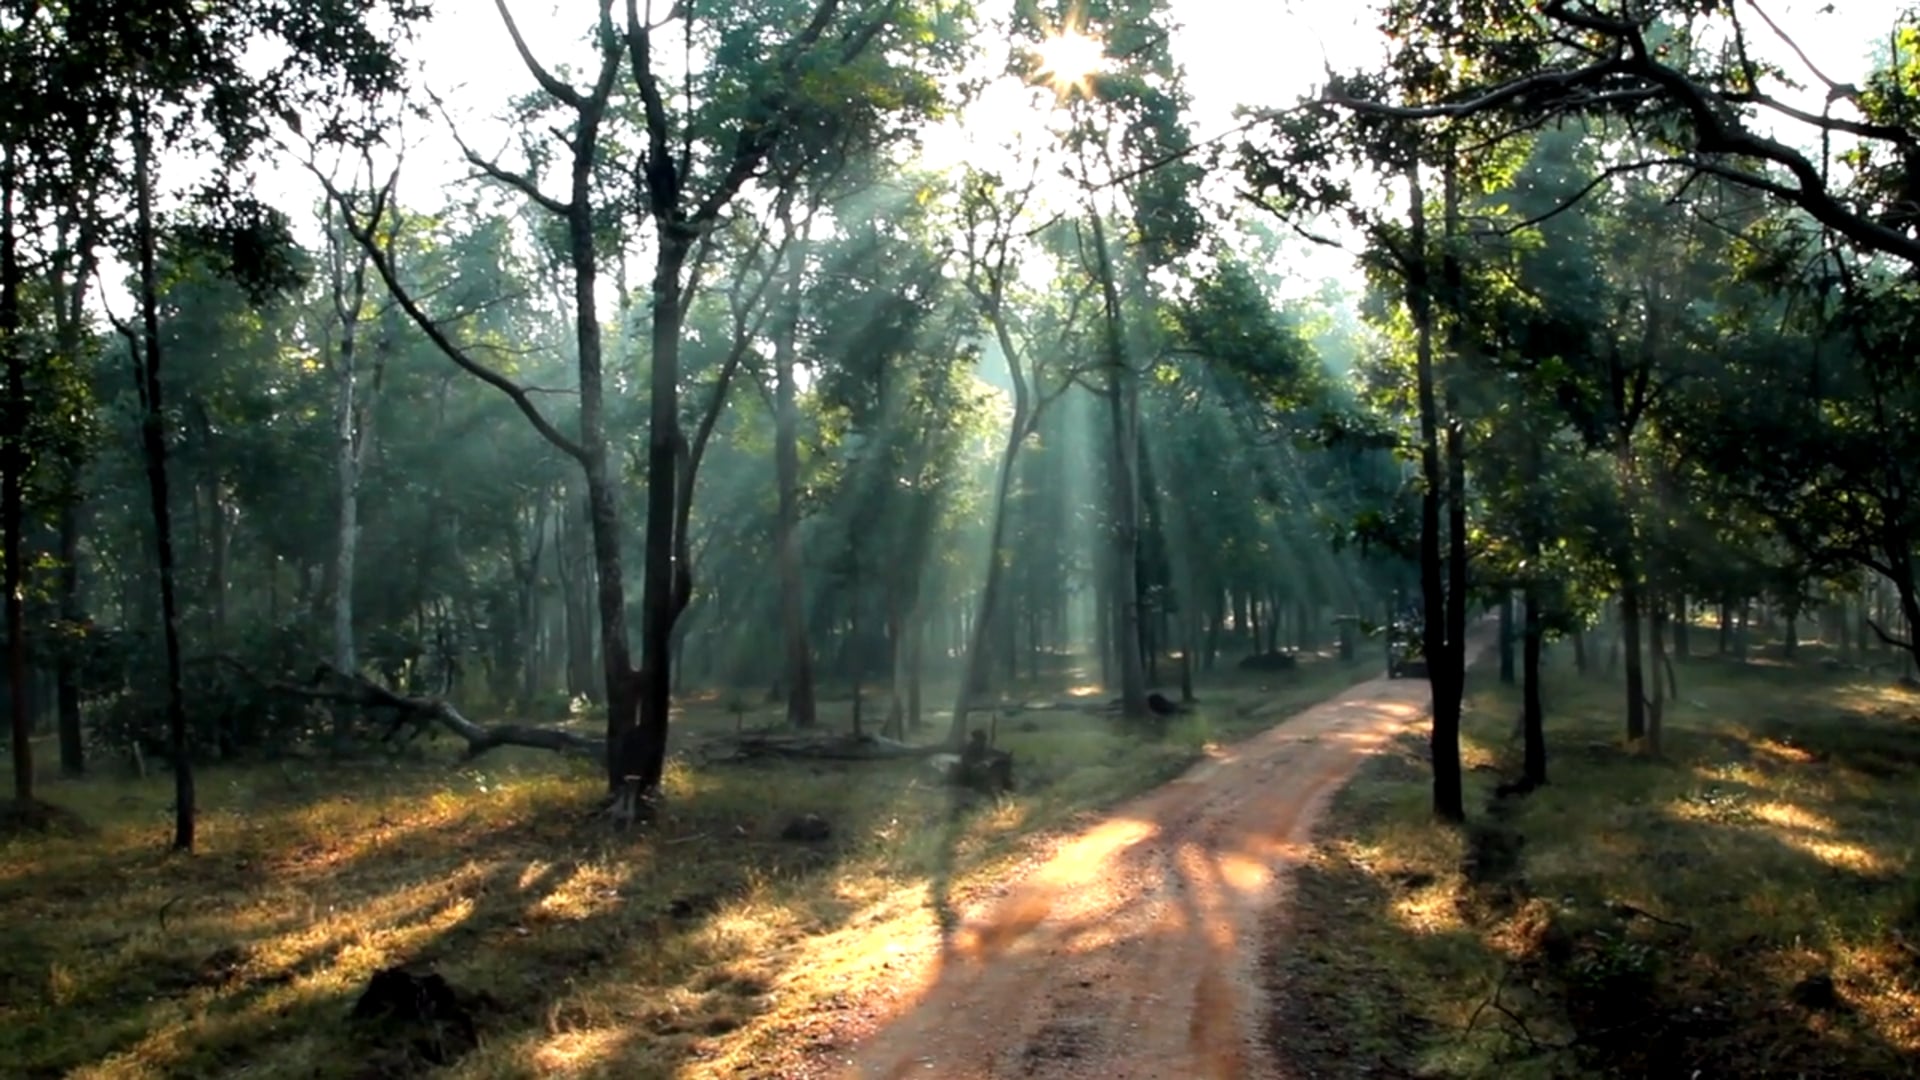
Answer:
[208,656,604,765]
[705,731,948,764]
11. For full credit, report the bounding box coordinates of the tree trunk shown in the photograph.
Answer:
[948,418,1025,746]
[1179,607,1196,704]
[1621,581,1647,741]
[908,612,924,731]
[56,500,84,776]
[1,137,30,804]
[559,492,599,702]
[132,105,193,849]
[1203,602,1220,670]
[1648,599,1667,756]
[1521,580,1546,788]
[884,589,906,739]
[1086,213,1149,719]
[1413,158,1464,824]
[1672,594,1690,660]
[773,251,817,729]
[329,217,372,684]
[1498,590,1515,685]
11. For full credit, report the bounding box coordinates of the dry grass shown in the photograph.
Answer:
[1267,641,1920,1080]
[1,654,1369,1079]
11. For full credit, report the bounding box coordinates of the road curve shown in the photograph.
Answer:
[802,644,1487,1080]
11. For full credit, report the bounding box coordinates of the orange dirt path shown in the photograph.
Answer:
[789,640,1489,1080]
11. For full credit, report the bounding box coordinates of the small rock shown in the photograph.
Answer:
[780,813,832,842]
[1790,972,1846,1012]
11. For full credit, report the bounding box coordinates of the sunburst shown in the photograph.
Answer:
[1034,24,1105,100]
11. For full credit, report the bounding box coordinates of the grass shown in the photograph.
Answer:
[0,651,1371,1079]
[1268,641,1920,1079]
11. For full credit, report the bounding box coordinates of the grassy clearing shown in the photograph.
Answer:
[0,654,1368,1079]
[1268,643,1920,1079]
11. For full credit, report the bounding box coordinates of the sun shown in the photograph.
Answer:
[1034,27,1105,99]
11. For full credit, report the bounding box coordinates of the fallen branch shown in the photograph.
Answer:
[1465,964,1566,1052]
[704,732,948,764]
[1607,901,1694,934]
[206,655,605,765]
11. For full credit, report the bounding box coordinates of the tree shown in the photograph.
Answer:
[1323,2,1920,268]
[14,0,427,846]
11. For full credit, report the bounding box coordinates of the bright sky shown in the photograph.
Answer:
[264,0,1902,299]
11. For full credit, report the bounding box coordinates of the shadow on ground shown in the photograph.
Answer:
[1266,645,1920,1080]
[0,655,1369,1079]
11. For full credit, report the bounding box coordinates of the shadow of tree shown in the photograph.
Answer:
[1264,658,1920,1080]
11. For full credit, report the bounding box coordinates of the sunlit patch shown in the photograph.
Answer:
[532,862,631,922]
[1780,835,1890,875]
[1749,801,1835,834]
[1753,737,1819,765]
[518,859,552,890]
[532,1026,628,1075]
[1389,880,1466,934]
[1066,682,1104,698]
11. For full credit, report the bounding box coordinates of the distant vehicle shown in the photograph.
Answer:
[1386,607,1427,679]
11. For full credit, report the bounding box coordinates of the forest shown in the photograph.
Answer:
[2,0,1917,1077]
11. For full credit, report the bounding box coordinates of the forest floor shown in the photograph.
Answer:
[1268,642,1920,1079]
[0,649,1372,1079]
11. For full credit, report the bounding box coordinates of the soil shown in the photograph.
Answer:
[786,639,1488,1080]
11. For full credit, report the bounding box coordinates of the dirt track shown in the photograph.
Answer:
[799,643,1490,1080]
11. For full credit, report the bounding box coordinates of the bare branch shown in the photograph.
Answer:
[494,0,589,109]
[431,91,573,215]
[306,162,589,464]
[1742,0,1854,101]
[1866,618,1913,652]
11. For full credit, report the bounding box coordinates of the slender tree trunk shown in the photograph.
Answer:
[1088,213,1149,719]
[518,498,548,709]
[1648,599,1667,756]
[560,492,599,701]
[1498,590,1515,685]
[1,138,30,804]
[773,249,817,729]
[907,612,924,730]
[1204,602,1220,670]
[1412,158,1464,824]
[56,500,84,776]
[132,105,192,849]
[884,589,906,739]
[329,218,372,684]
[1621,581,1647,740]
[949,423,1025,746]
[1672,594,1691,660]
[1179,607,1196,704]
[1521,580,1546,788]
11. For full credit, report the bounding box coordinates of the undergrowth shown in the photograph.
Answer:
[1268,641,1920,1080]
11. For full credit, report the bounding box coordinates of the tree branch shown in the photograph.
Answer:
[494,0,589,109]
[209,656,605,764]
[307,163,589,464]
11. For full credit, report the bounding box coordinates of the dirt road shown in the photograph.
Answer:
[804,647,1488,1080]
